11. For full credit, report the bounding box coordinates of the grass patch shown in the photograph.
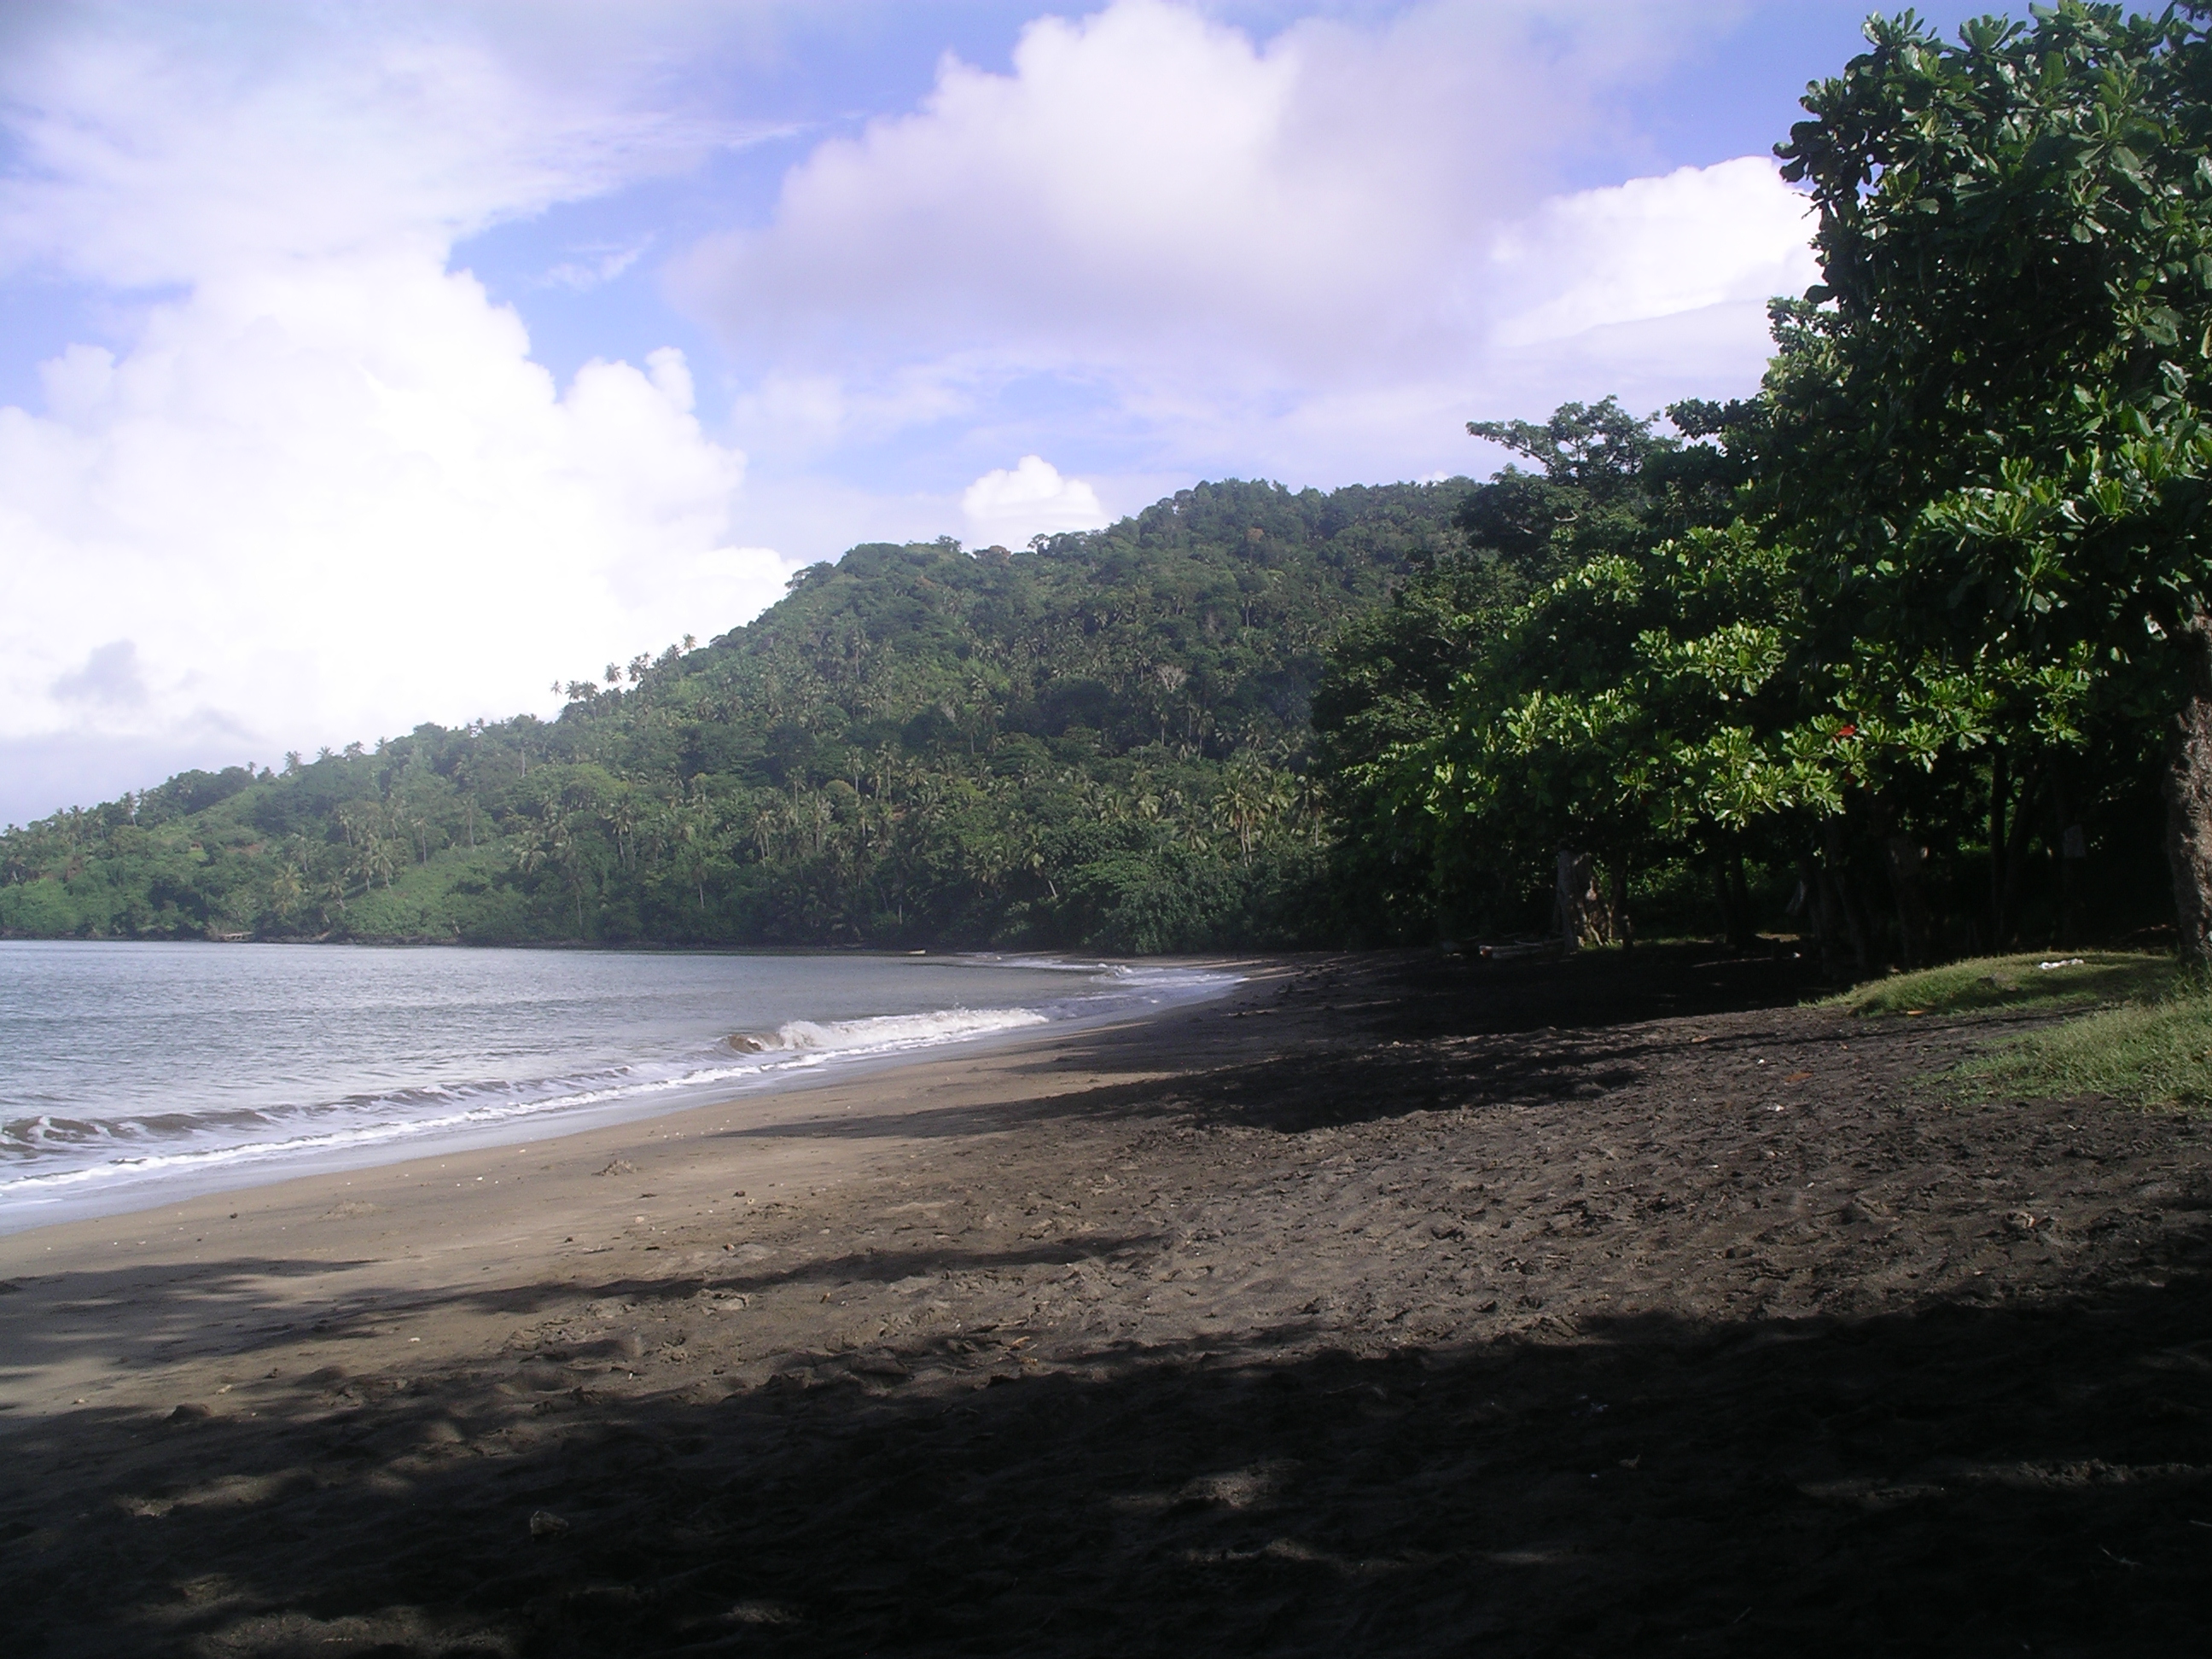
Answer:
[1822,950,2212,1109]
[1824,951,2178,1018]
[1960,989,2212,1109]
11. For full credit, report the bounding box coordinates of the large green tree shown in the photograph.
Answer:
[1771,2,2212,957]
[1315,399,1764,941]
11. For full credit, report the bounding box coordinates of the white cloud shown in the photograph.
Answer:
[0,3,799,819]
[682,0,1549,381]
[0,3,765,288]
[676,0,1793,481]
[0,259,778,748]
[541,240,654,292]
[1488,157,1818,349]
[962,456,1109,546]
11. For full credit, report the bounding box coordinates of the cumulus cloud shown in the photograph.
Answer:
[962,456,1109,546]
[1487,157,1819,348]
[0,262,777,745]
[678,0,1809,481]
[1466,155,1820,427]
[681,1,1549,377]
[0,2,796,820]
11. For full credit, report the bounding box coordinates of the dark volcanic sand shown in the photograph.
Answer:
[6,947,2212,1656]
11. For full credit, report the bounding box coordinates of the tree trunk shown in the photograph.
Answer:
[2164,615,2212,965]
[1797,853,1838,980]
[1822,823,1871,974]
[1995,758,2043,952]
[1988,747,2009,947]
[1883,835,1931,968]
[1555,849,1604,948]
[1870,789,1930,967]
[2052,756,2083,950]
[1726,850,1756,950]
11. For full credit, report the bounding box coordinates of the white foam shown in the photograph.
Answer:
[769,1006,1049,1054]
[0,1004,1054,1199]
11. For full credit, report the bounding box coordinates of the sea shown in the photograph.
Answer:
[0,941,1235,1233]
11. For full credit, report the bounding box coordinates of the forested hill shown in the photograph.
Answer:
[0,478,1470,951]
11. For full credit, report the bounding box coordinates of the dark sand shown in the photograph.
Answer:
[4,946,2210,1656]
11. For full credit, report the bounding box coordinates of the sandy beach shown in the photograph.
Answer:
[6,946,2211,1656]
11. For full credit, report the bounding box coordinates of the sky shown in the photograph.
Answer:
[0,0,1996,827]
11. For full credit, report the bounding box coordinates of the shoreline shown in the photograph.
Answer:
[7,945,2210,1655]
[0,948,1245,1240]
[0,956,1290,1423]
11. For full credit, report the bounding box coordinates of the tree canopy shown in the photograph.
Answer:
[1315,4,2195,963]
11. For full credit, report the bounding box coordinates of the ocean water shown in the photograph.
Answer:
[0,942,1233,1231]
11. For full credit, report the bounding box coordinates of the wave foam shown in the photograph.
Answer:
[764,1006,1049,1055]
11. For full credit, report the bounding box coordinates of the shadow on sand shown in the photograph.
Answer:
[8,1225,2211,1657]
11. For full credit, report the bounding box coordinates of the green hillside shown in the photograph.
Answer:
[0,478,1470,952]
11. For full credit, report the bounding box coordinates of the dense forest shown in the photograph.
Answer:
[0,480,1470,952]
[9,6,2212,967]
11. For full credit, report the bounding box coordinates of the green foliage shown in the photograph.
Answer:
[1316,400,1775,939]
[1314,9,2196,960]
[1755,3,2212,724]
[1827,951,2178,1016]
[0,479,1465,950]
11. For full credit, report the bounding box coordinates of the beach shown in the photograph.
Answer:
[5,946,2211,1655]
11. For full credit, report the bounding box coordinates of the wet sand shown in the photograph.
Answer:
[4,946,2210,1656]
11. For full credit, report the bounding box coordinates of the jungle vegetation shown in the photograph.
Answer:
[0,480,1468,952]
[1318,3,2209,971]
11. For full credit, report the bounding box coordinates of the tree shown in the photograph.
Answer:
[1770,3,2212,957]
[1316,399,1749,941]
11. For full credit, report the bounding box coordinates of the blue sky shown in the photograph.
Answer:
[0,0,1992,824]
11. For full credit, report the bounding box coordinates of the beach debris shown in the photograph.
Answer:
[527,1510,568,1538]
[723,1602,800,1627]
[166,1403,211,1425]
[597,1160,637,1177]
[2038,958,2086,970]
[849,1352,911,1380]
